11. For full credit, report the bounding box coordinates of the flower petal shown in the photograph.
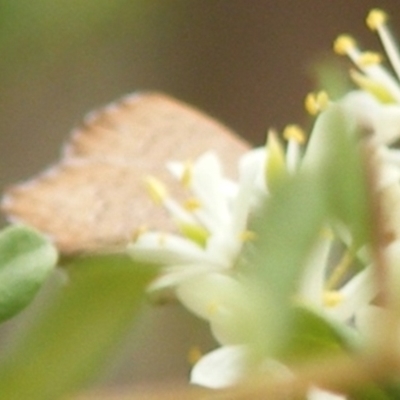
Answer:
[328,267,376,321]
[191,345,248,389]
[128,232,210,265]
[307,387,346,400]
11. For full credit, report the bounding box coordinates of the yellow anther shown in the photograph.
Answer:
[323,290,344,308]
[181,161,193,188]
[283,124,306,144]
[326,251,354,290]
[144,176,168,204]
[178,222,209,247]
[304,91,330,116]
[183,197,202,211]
[240,230,257,242]
[357,51,383,67]
[366,9,388,31]
[187,346,203,366]
[304,93,319,115]
[265,130,287,191]
[333,34,357,55]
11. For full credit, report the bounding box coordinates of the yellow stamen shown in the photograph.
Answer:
[350,69,396,103]
[357,51,383,67]
[183,197,202,211]
[178,222,209,247]
[323,290,344,308]
[304,91,330,115]
[366,9,388,31]
[181,161,193,188]
[144,176,168,204]
[240,230,257,242]
[333,35,357,55]
[367,9,400,82]
[326,251,354,290]
[187,346,203,366]
[265,130,287,191]
[283,124,306,144]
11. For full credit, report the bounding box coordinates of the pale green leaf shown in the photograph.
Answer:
[278,306,357,363]
[303,104,372,247]
[0,225,57,322]
[240,171,326,355]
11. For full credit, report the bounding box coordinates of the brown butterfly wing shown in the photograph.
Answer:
[2,92,250,254]
[2,160,176,254]
[64,92,248,176]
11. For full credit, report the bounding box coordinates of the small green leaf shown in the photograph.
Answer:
[278,306,356,363]
[0,225,57,322]
[0,253,156,400]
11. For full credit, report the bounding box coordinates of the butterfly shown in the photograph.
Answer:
[1,92,249,254]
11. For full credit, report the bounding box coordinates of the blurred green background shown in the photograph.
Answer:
[0,0,399,394]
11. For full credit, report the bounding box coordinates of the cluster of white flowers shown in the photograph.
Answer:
[129,9,400,399]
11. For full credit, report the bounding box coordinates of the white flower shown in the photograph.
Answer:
[180,109,396,393]
[125,43,400,393]
[299,235,377,323]
[190,344,294,391]
[333,9,400,149]
[128,149,266,291]
[176,272,265,346]
[339,91,400,146]
[129,128,305,293]
[334,9,400,104]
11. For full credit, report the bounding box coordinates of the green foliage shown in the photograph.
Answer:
[0,253,156,400]
[0,225,57,322]
[278,306,355,363]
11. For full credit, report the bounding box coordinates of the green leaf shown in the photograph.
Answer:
[303,104,372,247]
[240,170,327,356]
[0,253,156,400]
[278,306,356,363]
[248,172,326,296]
[0,225,57,322]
